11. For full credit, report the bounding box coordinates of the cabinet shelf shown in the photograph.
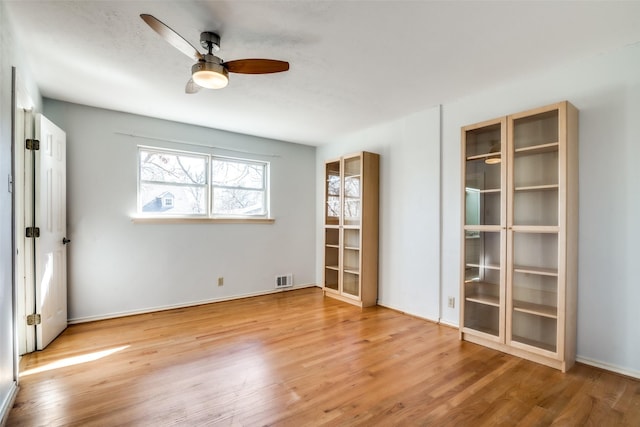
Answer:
[514,184,558,192]
[464,225,502,233]
[325,265,339,271]
[344,246,360,251]
[466,263,500,271]
[512,335,556,353]
[466,293,500,307]
[513,265,558,276]
[466,187,501,193]
[514,142,559,156]
[510,226,558,233]
[466,152,502,161]
[325,244,339,249]
[513,300,557,319]
[344,266,360,274]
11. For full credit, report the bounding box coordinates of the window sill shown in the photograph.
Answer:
[131,217,275,225]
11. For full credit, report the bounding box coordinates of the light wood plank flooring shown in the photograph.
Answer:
[8,287,640,426]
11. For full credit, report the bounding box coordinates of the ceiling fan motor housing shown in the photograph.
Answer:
[200,32,221,52]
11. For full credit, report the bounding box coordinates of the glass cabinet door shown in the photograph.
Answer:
[343,156,361,226]
[324,228,340,291]
[508,107,561,353]
[342,228,360,297]
[462,119,506,339]
[325,160,341,225]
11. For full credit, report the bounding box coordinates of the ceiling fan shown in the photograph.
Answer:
[140,14,289,93]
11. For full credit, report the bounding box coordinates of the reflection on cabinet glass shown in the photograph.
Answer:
[323,152,379,308]
[325,161,341,225]
[343,157,361,226]
[460,101,578,372]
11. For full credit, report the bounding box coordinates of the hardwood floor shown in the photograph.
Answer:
[8,287,640,426]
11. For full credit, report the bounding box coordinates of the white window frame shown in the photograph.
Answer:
[211,156,270,218]
[137,145,271,221]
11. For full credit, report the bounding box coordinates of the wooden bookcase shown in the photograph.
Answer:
[460,101,578,371]
[323,152,379,307]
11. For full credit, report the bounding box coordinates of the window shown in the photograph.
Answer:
[211,158,268,216]
[138,146,269,218]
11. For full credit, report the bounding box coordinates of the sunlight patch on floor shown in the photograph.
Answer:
[21,345,130,377]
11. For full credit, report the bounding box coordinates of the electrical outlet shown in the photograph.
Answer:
[448,296,455,308]
[217,277,224,286]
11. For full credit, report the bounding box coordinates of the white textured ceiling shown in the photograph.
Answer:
[5,1,640,146]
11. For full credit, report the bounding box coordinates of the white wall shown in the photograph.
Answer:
[440,43,640,376]
[0,1,42,421]
[43,100,316,322]
[316,107,442,320]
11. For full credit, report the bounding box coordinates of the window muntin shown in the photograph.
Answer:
[138,147,269,218]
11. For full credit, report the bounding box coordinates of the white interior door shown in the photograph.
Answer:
[34,114,68,350]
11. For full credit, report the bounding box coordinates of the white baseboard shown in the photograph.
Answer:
[375,302,440,324]
[437,318,459,329]
[576,356,640,380]
[68,283,317,324]
[0,382,18,427]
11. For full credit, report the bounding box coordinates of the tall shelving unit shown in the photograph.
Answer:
[460,101,578,371]
[323,152,379,308]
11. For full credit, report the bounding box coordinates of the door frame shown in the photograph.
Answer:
[13,70,36,355]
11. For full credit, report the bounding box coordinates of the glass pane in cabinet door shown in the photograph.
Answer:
[465,123,502,229]
[343,157,361,226]
[325,268,339,291]
[513,110,559,150]
[325,246,339,272]
[342,241,360,297]
[513,188,558,226]
[342,272,359,297]
[325,161,340,225]
[512,272,558,317]
[513,146,559,226]
[465,123,502,158]
[513,232,558,273]
[512,311,557,353]
[463,231,501,336]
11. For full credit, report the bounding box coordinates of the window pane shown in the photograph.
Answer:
[212,188,265,215]
[140,150,207,185]
[140,183,206,215]
[211,159,264,189]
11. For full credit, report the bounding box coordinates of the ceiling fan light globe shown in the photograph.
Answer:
[191,62,229,89]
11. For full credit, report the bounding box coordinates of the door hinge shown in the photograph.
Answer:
[27,313,41,326]
[26,226,40,238]
[26,138,40,150]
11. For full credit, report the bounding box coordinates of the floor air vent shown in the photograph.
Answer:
[275,274,293,289]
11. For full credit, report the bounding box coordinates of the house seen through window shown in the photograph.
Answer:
[138,146,269,218]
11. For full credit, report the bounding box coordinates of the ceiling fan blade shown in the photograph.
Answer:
[185,78,201,94]
[140,14,202,61]
[224,59,289,74]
